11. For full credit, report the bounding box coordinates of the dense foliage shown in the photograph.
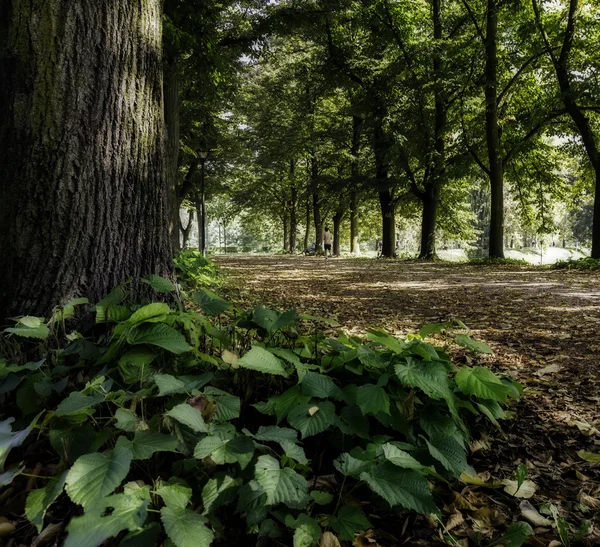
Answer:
[0,265,527,546]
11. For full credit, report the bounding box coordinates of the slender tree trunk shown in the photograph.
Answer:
[304,199,311,251]
[195,196,203,251]
[485,0,505,258]
[373,101,395,257]
[0,0,171,320]
[333,210,344,256]
[283,213,289,252]
[164,53,181,254]
[419,190,438,259]
[180,210,193,250]
[350,114,362,254]
[290,161,298,253]
[311,156,324,249]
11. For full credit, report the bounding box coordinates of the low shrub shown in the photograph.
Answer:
[0,280,524,546]
[174,250,221,289]
[552,257,600,271]
[469,257,529,266]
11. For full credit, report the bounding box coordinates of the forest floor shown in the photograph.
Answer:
[216,255,600,546]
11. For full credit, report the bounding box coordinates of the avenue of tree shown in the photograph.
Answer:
[0,0,599,318]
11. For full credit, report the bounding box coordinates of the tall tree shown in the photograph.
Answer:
[0,0,171,320]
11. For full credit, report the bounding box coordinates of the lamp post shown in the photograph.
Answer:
[198,150,210,257]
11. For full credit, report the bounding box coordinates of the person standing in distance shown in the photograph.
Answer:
[323,226,333,259]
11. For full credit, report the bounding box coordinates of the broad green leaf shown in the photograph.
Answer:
[301,372,338,398]
[5,323,50,340]
[156,483,192,511]
[128,303,171,324]
[119,523,161,547]
[213,394,240,422]
[65,447,132,510]
[238,346,289,376]
[55,392,104,417]
[64,489,150,547]
[118,348,156,383]
[0,418,32,468]
[115,409,143,432]
[155,374,186,396]
[288,401,337,439]
[271,386,311,422]
[255,426,299,443]
[331,505,372,542]
[356,384,390,415]
[116,431,178,460]
[20,316,44,328]
[141,274,176,293]
[202,474,241,514]
[282,442,309,463]
[382,443,425,470]
[366,330,405,353]
[161,506,214,547]
[334,453,370,477]
[455,367,512,402]
[254,455,310,508]
[0,465,23,486]
[293,514,321,547]
[489,521,533,547]
[194,289,231,316]
[425,433,474,477]
[194,431,254,469]
[25,471,67,532]
[252,307,280,332]
[310,491,334,505]
[454,334,493,354]
[166,404,211,433]
[419,323,451,338]
[274,308,298,330]
[128,323,191,354]
[360,462,439,515]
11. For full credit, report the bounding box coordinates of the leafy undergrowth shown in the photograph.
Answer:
[0,267,532,546]
[552,257,600,271]
[468,257,530,266]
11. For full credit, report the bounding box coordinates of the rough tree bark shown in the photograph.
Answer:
[350,114,362,255]
[311,156,324,250]
[164,52,181,254]
[283,213,290,252]
[304,199,311,251]
[180,210,194,250]
[0,0,172,320]
[485,0,505,258]
[289,160,298,253]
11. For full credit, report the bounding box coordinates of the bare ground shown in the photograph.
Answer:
[216,255,600,546]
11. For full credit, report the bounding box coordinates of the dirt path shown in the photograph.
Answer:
[217,255,600,542]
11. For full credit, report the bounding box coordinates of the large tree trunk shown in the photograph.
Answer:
[333,210,344,256]
[0,0,171,320]
[311,156,324,250]
[283,213,290,252]
[180,210,194,250]
[350,191,360,255]
[485,0,505,258]
[373,101,395,257]
[164,53,181,254]
[419,0,445,260]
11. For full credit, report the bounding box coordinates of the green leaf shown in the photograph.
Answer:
[301,372,338,398]
[194,289,231,316]
[419,323,451,338]
[55,392,104,416]
[194,431,254,469]
[366,330,405,353]
[119,523,161,547]
[161,506,214,547]
[272,386,311,422]
[360,462,439,515]
[310,491,333,505]
[255,426,299,444]
[25,472,67,533]
[454,334,493,354]
[166,404,211,433]
[0,465,23,486]
[356,384,390,415]
[115,409,143,432]
[0,418,32,468]
[425,433,474,478]
[5,323,50,340]
[202,474,241,514]
[254,455,310,508]
[128,323,191,354]
[238,346,289,376]
[156,483,192,511]
[382,443,425,470]
[141,275,175,293]
[455,367,512,402]
[128,303,172,324]
[20,316,44,328]
[155,374,186,396]
[213,394,240,422]
[334,453,370,477]
[288,401,337,439]
[118,348,156,383]
[577,450,600,462]
[293,514,321,547]
[331,505,372,542]
[116,432,178,460]
[64,488,150,547]
[489,521,534,547]
[252,307,280,332]
[65,448,133,510]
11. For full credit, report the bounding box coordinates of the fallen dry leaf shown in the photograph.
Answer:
[519,500,553,527]
[502,479,538,498]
